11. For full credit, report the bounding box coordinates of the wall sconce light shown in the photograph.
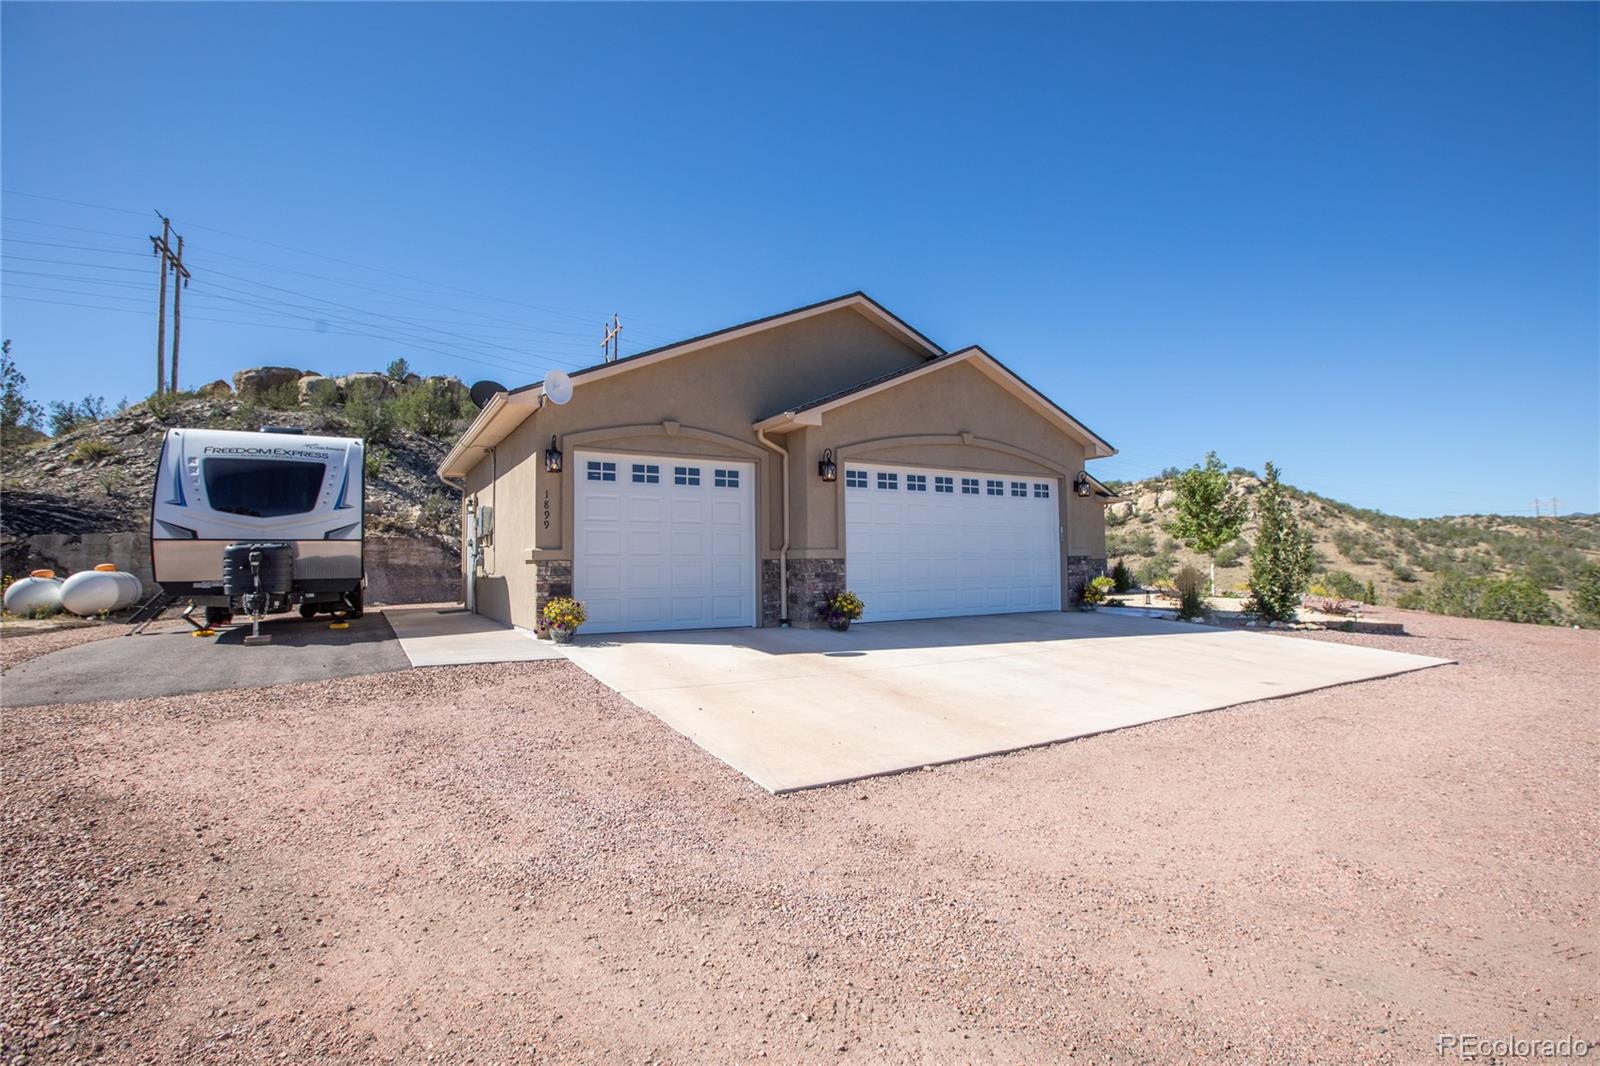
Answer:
[544,436,563,474]
[818,448,838,482]
[1073,471,1093,498]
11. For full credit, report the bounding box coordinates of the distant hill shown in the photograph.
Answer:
[1101,470,1600,619]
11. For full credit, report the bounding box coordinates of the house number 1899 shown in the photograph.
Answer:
[542,489,551,531]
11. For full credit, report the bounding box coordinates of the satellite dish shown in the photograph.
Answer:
[543,369,573,406]
[469,380,506,409]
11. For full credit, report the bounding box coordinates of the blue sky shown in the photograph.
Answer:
[2,2,1595,518]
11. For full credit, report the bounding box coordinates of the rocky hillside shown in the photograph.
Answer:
[1103,470,1600,616]
[1,367,472,582]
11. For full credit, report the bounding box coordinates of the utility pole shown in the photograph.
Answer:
[149,212,191,394]
[600,313,622,363]
[169,234,188,391]
[151,215,170,395]
[1534,498,1541,518]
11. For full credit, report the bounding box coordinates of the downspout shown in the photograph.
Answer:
[436,469,474,613]
[755,427,790,626]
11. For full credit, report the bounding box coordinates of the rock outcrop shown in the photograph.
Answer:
[232,366,304,398]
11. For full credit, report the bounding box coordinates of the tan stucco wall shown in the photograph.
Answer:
[456,306,1111,628]
[460,306,930,627]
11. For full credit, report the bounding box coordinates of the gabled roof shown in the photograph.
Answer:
[511,291,943,399]
[753,346,1116,459]
[438,292,943,479]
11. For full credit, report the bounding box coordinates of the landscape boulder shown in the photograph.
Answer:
[195,379,233,398]
[1157,490,1177,508]
[1136,492,1158,513]
[1106,501,1134,521]
[337,372,396,401]
[232,367,303,398]
[422,375,466,398]
[297,374,341,406]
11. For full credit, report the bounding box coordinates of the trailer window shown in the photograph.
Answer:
[203,459,326,518]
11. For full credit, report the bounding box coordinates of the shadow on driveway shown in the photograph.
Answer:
[2,612,410,708]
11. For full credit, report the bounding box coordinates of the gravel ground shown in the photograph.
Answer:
[1,610,1595,1063]
[0,622,142,671]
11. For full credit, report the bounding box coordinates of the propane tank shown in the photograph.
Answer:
[59,564,143,616]
[4,569,65,617]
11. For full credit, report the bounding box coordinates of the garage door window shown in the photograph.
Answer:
[674,466,701,486]
[632,464,660,484]
[906,474,927,492]
[845,469,868,489]
[986,479,1004,496]
[586,460,617,482]
[1011,481,1027,497]
[714,468,740,488]
[961,478,980,495]
[1034,483,1050,498]
[877,472,898,490]
[934,476,954,493]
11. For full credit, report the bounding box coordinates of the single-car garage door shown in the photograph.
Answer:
[574,450,756,634]
[845,461,1061,622]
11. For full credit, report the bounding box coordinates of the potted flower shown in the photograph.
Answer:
[1079,575,1115,611]
[542,596,586,644]
[822,590,864,631]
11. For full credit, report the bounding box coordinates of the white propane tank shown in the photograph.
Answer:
[4,569,64,617]
[59,564,143,616]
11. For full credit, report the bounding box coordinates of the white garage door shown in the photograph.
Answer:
[845,462,1061,622]
[574,450,756,634]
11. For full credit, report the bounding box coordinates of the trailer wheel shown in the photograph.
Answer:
[298,604,320,620]
[204,606,234,627]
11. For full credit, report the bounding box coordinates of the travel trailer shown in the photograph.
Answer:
[150,427,365,627]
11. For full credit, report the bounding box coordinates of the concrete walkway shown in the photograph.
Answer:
[382,606,564,667]
[562,611,1453,793]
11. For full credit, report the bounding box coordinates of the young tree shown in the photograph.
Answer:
[0,339,45,453]
[1246,461,1313,621]
[1165,450,1249,595]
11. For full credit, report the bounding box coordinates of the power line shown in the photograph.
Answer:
[2,189,690,339]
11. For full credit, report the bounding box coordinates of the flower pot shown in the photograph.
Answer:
[550,626,576,645]
[827,617,851,632]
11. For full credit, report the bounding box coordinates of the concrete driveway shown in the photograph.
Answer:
[562,611,1453,793]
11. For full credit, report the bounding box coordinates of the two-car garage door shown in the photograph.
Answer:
[574,450,756,634]
[844,462,1061,622]
[573,450,1060,633]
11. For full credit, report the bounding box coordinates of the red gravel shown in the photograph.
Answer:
[1,611,1594,1062]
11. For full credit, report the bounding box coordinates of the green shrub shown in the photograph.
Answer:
[1081,575,1115,607]
[1572,563,1600,627]
[142,389,196,422]
[68,438,116,463]
[393,379,472,437]
[1138,554,1174,586]
[1246,461,1313,621]
[1110,559,1134,593]
[259,382,300,410]
[1321,569,1364,600]
[1390,561,1417,583]
[1395,588,1426,610]
[344,381,395,444]
[1364,579,1378,606]
[1213,537,1249,569]
[364,444,389,479]
[1107,529,1156,557]
[1420,571,1561,626]
[386,358,412,380]
[1174,565,1207,621]
[48,395,109,436]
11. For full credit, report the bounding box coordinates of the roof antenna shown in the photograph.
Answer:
[600,313,622,363]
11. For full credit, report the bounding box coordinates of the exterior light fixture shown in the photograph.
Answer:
[544,436,563,474]
[818,448,838,482]
[1073,471,1093,498]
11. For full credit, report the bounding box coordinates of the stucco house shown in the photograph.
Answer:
[437,292,1120,634]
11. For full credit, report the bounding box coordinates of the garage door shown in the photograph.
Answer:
[574,450,756,634]
[844,462,1061,622]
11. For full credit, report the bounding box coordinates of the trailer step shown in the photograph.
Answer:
[126,590,174,631]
